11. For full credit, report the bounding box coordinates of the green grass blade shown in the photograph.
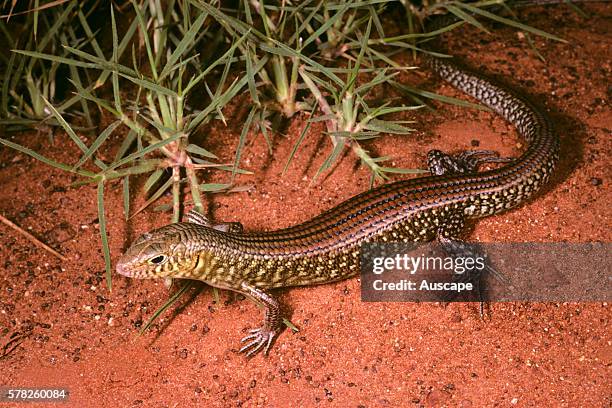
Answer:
[111,6,122,114]
[43,96,104,165]
[131,0,158,80]
[189,58,264,130]
[77,9,104,58]
[33,0,39,40]
[364,119,414,134]
[380,21,464,43]
[232,106,256,181]
[186,143,218,159]
[119,73,178,97]
[0,137,94,177]
[114,129,137,162]
[283,102,318,175]
[160,10,209,80]
[143,168,165,194]
[123,176,130,220]
[380,166,428,175]
[102,161,163,180]
[183,29,251,95]
[283,317,300,332]
[200,183,231,192]
[107,133,182,172]
[97,181,112,291]
[301,2,350,49]
[244,46,260,107]
[12,50,98,69]
[140,281,195,334]
[60,45,138,76]
[391,81,489,111]
[72,120,121,171]
[132,177,173,218]
[260,41,344,87]
[68,79,121,117]
[444,4,490,34]
[65,57,94,128]
[314,138,346,181]
[258,108,273,154]
[455,2,566,42]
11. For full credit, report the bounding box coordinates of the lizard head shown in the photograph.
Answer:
[116,223,206,280]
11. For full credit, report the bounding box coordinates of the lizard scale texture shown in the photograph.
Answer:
[116,50,559,356]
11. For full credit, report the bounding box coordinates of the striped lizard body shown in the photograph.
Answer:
[116,37,559,357]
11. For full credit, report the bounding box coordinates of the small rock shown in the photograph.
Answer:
[46,222,76,244]
[590,177,602,186]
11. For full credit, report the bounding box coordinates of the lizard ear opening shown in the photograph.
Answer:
[133,232,153,246]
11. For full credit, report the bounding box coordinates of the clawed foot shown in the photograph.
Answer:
[457,150,514,169]
[239,326,278,357]
[428,149,514,176]
[237,282,282,357]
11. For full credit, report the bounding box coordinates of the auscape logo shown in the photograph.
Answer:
[371,278,473,293]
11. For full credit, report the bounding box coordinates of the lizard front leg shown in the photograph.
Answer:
[427,149,513,175]
[186,209,244,233]
[238,282,282,357]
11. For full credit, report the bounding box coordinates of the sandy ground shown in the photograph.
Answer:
[0,4,610,407]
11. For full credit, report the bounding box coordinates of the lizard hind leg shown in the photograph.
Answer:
[436,224,508,318]
[434,212,497,312]
[427,149,513,176]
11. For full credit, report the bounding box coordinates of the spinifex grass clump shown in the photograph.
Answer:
[237,0,389,118]
[0,1,96,131]
[297,19,426,185]
[2,1,257,289]
[205,0,390,119]
[66,2,256,216]
[198,0,419,180]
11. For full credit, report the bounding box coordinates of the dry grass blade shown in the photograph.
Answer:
[0,0,70,18]
[0,213,68,261]
[139,281,196,334]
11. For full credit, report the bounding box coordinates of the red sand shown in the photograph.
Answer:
[0,5,610,407]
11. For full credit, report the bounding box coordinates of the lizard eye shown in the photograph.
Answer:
[149,255,167,265]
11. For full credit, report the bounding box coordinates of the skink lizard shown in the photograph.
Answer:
[116,40,559,357]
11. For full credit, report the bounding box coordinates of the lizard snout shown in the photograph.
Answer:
[115,261,131,277]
